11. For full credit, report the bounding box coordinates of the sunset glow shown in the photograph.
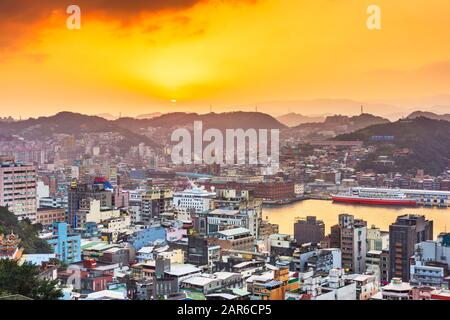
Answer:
[1,0,450,117]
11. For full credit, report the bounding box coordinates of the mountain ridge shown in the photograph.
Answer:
[336,117,450,175]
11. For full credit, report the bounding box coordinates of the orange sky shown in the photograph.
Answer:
[1,0,450,118]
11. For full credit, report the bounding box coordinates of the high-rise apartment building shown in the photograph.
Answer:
[141,189,173,224]
[46,222,81,263]
[330,214,367,273]
[68,181,112,227]
[294,216,325,245]
[389,214,433,281]
[0,156,37,222]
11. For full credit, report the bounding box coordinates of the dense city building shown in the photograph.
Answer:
[389,215,433,281]
[0,156,37,222]
[330,214,367,273]
[294,216,325,245]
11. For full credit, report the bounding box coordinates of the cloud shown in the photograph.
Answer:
[0,0,205,48]
[0,0,203,19]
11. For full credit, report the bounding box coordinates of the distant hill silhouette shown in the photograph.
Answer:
[0,112,286,151]
[256,98,402,117]
[282,113,390,141]
[336,117,450,175]
[0,112,157,148]
[407,111,450,122]
[276,113,325,127]
[114,112,287,131]
[135,112,163,120]
[95,113,117,121]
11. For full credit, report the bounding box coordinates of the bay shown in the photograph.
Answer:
[264,200,450,239]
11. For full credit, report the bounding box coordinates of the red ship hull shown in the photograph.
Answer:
[332,196,417,206]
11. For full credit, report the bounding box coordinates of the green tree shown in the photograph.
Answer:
[0,206,52,254]
[0,260,63,300]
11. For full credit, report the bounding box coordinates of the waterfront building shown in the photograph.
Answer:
[410,233,450,287]
[294,216,325,245]
[389,215,433,281]
[330,214,367,273]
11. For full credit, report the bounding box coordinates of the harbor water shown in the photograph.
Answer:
[264,200,450,239]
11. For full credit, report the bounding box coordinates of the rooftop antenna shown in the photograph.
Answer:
[361,105,364,115]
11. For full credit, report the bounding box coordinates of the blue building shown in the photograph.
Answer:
[74,222,100,239]
[47,222,82,263]
[128,226,166,251]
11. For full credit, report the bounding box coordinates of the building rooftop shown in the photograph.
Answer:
[82,242,117,252]
[182,276,217,287]
[84,290,127,300]
[382,279,412,292]
[214,272,239,280]
[166,264,201,277]
[263,280,283,288]
[206,293,238,300]
[217,227,251,237]
[209,209,240,216]
[231,288,250,297]
[137,246,155,254]
[351,274,375,282]
[233,260,261,269]
[20,254,56,266]
[246,271,274,283]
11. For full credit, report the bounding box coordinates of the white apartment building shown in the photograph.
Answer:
[173,184,216,217]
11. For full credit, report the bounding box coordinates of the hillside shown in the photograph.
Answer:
[95,113,117,121]
[0,207,52,254]
[276,113,325,127]
[255,99,402,118]
[0,112,158,149]
[283,113,390,141]
[135,112,163,120]
[114,112,287,131]
[336,117,450,175]
[407,111,450,122]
